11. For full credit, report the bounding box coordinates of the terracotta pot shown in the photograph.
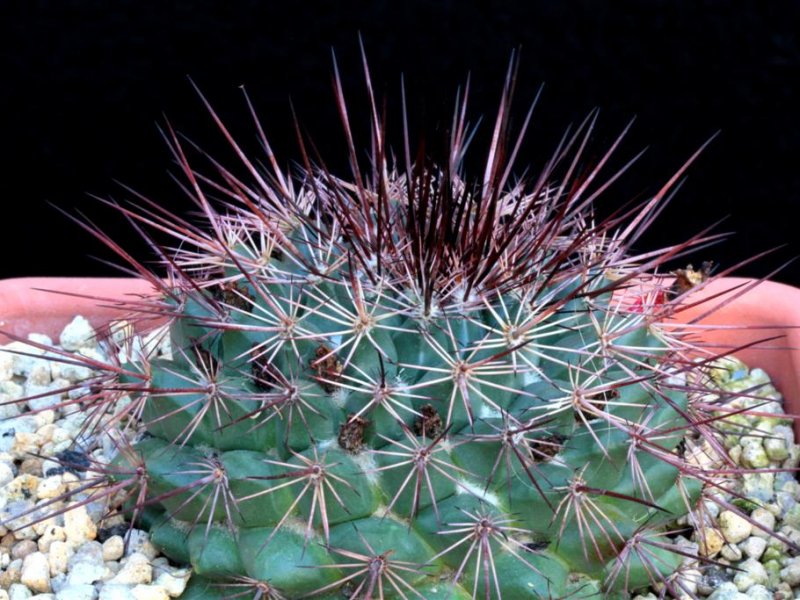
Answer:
[667,276,800,423]
[2,275,799,426]
[0,277,158,345]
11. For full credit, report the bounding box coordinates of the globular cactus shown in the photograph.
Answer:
[3,55,783,599]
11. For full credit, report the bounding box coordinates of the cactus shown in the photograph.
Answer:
[2,54,790,598]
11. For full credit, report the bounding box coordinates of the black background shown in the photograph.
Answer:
[3,1,800,285]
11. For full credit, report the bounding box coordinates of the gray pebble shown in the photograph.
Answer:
[0,461,15,486]
[23,381,64,414]
[742,472,776,502]
[733,557,768,591]
[65,560,107,587]
[721,542,743,561]
[742,584,773,600]
[740,535,768,560]
[58,318,96,352]
[55,585,97,600]
[0,392,22,419]
[750,507,777,538]
[707,581,750,599]
[779,556,800,585]
[97,585,134,600]
[8,584,34,600]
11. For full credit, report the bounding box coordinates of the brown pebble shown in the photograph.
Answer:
[11,539,38,560]
[0,557,22,587]
[19,457,44,476]
[0,532,16,549]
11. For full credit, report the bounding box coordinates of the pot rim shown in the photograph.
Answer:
[2,274,799,428]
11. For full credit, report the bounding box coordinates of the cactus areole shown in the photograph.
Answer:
[3,54,783,599]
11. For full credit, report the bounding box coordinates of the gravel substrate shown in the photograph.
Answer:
[1,317,800,599]
[635,358,800,600]
[0,317,190,600]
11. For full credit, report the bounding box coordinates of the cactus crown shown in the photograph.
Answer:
[2,53,785,599]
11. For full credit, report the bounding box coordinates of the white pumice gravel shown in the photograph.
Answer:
[643,356,800,599]
[627,354,800,600]
[0,317,187,598]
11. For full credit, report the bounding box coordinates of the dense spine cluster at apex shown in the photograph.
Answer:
[2,52,790,599]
